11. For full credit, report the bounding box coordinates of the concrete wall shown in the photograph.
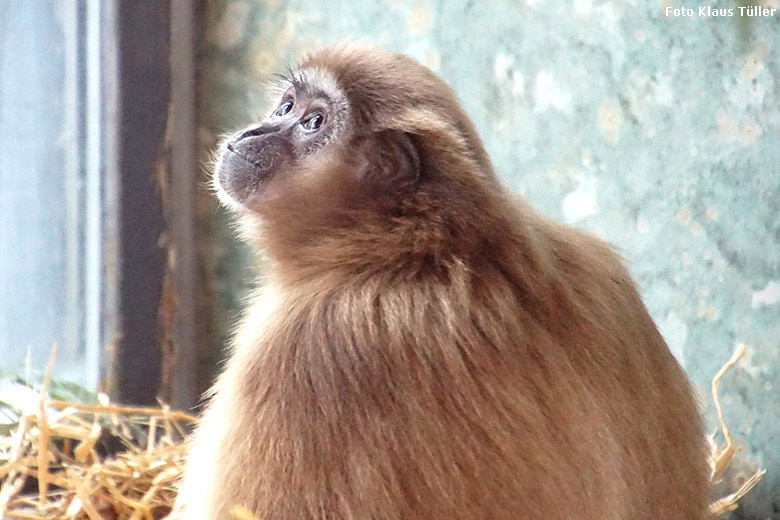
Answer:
[198,1,779,517]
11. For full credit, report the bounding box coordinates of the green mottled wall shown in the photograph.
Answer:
[198,1,779,517]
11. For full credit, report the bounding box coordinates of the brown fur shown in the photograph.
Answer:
[175,43,710,520]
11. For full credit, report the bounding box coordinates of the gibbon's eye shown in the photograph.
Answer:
[301,112,325,132]
[275,99,294,117]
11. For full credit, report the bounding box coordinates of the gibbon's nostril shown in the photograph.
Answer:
[236,126,263,141]
[236,123,280,142]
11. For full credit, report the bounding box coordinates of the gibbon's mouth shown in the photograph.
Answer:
[226,142,268,170]
[216,138,287,207]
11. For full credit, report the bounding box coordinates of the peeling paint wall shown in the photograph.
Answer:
[198,1,780,517]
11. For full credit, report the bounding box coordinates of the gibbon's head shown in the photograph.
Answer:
[214,42,511,271]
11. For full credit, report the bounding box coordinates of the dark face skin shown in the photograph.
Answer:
[217,84,338,206]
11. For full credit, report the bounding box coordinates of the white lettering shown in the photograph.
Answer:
[668,6,694,16]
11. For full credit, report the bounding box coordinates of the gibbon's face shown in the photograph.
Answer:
[214,68,353,210]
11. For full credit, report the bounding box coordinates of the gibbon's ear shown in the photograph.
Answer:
[360,130,421,189]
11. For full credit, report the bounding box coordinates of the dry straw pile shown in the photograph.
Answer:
[0,347,195,520]
[0,345,765,519]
